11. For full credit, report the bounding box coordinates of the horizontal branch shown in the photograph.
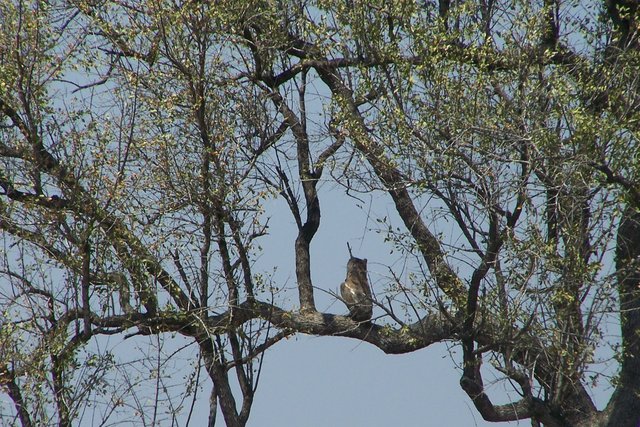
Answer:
[88,300,454,355]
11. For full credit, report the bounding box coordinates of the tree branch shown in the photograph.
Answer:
[0,365,33,427]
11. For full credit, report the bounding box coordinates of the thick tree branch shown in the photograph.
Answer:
[265,88,319,311]
[460,370,561,425]
[313,65,466,307]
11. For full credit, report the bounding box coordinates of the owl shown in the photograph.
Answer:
[340,257,372,322]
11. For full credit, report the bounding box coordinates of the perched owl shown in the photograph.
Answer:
[340,257,373,322]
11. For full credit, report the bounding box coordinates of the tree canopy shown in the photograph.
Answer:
[1,1,639,426]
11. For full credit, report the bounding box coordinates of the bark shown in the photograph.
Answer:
[606,206,640,427]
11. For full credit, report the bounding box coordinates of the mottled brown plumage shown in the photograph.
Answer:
[340,257,372,322]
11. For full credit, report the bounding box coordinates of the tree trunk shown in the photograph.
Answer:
[607,206,640,427]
